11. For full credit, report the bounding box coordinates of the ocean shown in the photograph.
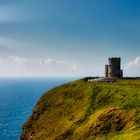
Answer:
[0,77,77,140]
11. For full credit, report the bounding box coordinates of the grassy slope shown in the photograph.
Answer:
[21,79,140,140]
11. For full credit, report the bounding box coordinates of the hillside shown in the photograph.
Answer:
[21,78,140,140]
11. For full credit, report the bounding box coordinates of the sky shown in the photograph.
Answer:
[0,0,140,77]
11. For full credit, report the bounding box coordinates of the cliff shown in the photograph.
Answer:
[21,79,140,140]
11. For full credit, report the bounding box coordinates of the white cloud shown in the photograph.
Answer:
[127,56,140,68]
[0,37,19,47]
[0,36,40,56]
[0,56,82,76]
[124,56,140,77]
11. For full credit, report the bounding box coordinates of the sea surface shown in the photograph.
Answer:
[0,77,77,140]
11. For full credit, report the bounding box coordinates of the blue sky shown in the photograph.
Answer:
[0,0,140,76]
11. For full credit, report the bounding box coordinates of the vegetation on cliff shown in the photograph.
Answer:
[21,78,140,140]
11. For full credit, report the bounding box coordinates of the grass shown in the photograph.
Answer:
[21,78,140,140]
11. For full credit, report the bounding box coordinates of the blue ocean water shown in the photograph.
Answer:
[0,77,77,140]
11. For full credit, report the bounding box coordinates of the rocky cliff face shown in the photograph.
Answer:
[21,79,140,140]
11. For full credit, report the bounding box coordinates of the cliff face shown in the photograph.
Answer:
[21,79,140,140]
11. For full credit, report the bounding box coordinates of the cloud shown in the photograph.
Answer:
[0,56,82,76]
[127,56,140,68]
[0,36,41,56]
[0,37,21,48]
[124,56,140,77]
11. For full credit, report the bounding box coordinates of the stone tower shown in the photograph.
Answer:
[105,57,123,78]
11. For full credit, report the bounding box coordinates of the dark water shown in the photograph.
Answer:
[0,77,77,140]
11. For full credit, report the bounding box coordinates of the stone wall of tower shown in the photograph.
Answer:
[105,57,123,78]
[108,58,121,78]
[105,65,109,77]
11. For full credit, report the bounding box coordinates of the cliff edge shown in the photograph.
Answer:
[21,79,140,140]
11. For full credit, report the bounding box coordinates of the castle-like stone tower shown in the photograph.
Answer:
[105,57,123,78]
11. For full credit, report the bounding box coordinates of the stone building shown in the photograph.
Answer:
[105,57,123,78]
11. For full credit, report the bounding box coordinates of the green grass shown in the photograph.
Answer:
[21,78,140,140]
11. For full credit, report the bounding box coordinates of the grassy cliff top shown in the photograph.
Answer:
[21,78,140,140]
